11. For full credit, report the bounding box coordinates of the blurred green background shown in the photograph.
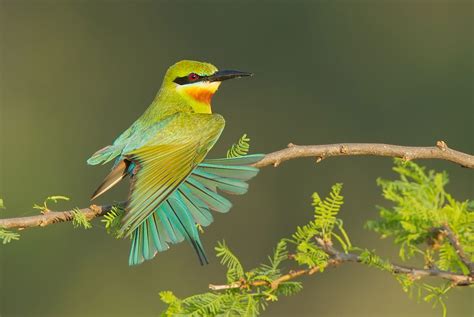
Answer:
[1,1,473,316]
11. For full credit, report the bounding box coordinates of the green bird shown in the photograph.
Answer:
[87,60,263,266]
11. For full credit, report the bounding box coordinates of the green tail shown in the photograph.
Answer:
[128,154,264,266]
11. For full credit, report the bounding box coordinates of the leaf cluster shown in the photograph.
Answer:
[160,184,348,316]
[160,160,471,316]
[160,240,301,317]
[366,159,473,274]
[364,159,473,316]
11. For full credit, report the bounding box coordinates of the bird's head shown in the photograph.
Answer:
[162,60,252,114]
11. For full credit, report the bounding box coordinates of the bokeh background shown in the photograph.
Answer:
[1,1,473,316]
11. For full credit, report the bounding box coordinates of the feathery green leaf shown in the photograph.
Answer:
[101,206,125,238]
[71,208,92,229]
[227,134,250,158]
[0,229,20,244]
[215,241,245,283]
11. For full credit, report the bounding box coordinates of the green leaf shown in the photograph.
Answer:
[0,229,20,244]
[269,240,288,271]
[215,241,245,283]
[243,295,259,317]
[46,195,70,203]
[400,221,417,233]
[159,291,180,305]
[313,183,344,240]
[159,291,183,316]
[227,134,251,158]
[101,206,125,238]
[275,281,303,296]
[359,249,392,272]
[33,195,70,212]
[293,241,328,270]
[71,208,92,229]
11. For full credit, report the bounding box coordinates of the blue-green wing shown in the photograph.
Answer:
[87,116,174,166]
[129,154,264,266]
[120,114,225,234]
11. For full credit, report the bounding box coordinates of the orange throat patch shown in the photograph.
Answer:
[185,87,215,104]
[179,81,221,109]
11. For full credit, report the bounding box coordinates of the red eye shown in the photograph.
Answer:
[188,73,199,81]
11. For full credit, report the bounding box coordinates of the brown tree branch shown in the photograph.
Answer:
[1,140,473,230]
[208,238,473,292]
[0,203,124,230]
[253,140,474,168]
[440,224,474,275]
[315,238,473,286]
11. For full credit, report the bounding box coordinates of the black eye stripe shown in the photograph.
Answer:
[173,74,208,85]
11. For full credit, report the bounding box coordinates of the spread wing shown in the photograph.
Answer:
[119,113,224,237]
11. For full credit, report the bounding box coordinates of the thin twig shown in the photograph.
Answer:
[209,268,318,291]
[1,140,473,230]
[314,238,473,286]
[208,237,473,292]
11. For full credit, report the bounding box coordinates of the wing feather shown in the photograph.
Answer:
[120,113,225,237]
[120,142,199,236]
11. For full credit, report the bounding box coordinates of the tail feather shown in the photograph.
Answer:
[178,185,214,226]
[168,197,208,265]
[141,222,151,260]
[184,178,233,213]
[147,214,168,252]
[158,202,185,244]
[129,191,206,266]
[128,154,264,266]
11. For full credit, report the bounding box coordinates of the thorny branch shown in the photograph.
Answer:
[1,140,473,230]
[208,237,473,292]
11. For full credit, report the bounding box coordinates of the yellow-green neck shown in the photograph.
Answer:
[139,81,221,123]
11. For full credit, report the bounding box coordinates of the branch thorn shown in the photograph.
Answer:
[436,140,448,151]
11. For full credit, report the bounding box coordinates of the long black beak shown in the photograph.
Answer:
[207,70,253,82]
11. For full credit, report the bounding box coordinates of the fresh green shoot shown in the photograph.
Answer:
[0,229,20,244]
[227,134,250,158]
[33,195,70,213]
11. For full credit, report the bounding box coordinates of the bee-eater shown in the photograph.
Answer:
[87,60,263,266]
